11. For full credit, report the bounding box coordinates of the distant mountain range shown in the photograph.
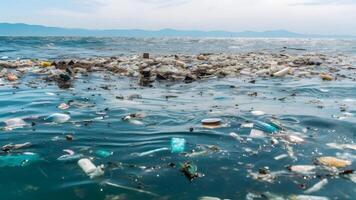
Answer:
[0,23,355,38]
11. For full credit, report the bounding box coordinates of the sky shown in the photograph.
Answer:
[1,0,356,35]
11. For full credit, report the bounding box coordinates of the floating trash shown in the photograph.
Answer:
[241,123,254,128]
[95,150,113,158]
[3,118,28,130]
[326,143,356,151]
[249,129,266,138]
[273,67,291,77]
[180,162,201,181]
[6,73,18,81]
[45,113,71,123]
[201,118,222,128]
[315,156,352,168]
[275,133,305,144]
[254,120,278,133]
[274,154,288,161]
[77,158,104,179]
[198,197,221,200]
[320,73,333,81]
[248,168,283,183]
[185,145,220,158]
[171,138,186,153]
[122,113,145,125]
[251,110,265,116]
[289,195,330,200]
[134,147,170,157]
[304,179,328,194]
[2,142,31,152]
[230,132,243,141]
[58,103,70,110]
[40,61,52,67]
[57,149,84,162]
[102,180,158,197]
[288,165,316,175]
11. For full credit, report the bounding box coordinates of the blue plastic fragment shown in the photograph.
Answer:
[171,138,186,153]
[254,121,278,133]
[95,150,113,158]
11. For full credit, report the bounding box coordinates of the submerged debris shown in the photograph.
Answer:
[180,162,202,181]
[326,143,356,151]
[315,156,352,168]
[304,179,328,194]
[45,113,71,123]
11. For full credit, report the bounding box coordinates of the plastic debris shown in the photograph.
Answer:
[77,158,104,179]
[319,73,333,81]
[326,143,356,151]
[185,145,220,158]
[135,147,170,157]
[343,171,356,184]
[3,118,28,130]
[180,162,201,181]
[251,110,265,116]
[171,138,186,153]
[241,123,254,128]
[95,150,113,158]
[66,134,73,141]
[275,133,304,144]
[315,156,351,168]
[304,179,328,194]
[122,113,144,125]
[254,121,278,133]
[201,118,222,128]
[273,67,291,77]
[40,61,52,67]
[288,165,316,175]
[289,195,330,200]
[57,149,83,162]
[0,152,40,167]
[249,129,266,138]
[261,192,285,200]
[102,180,158,197]
[198,197,221,200]
[142,53,150,59]
[274,154,288,161]
[45,113,70,123]
[58,103,70,110]
[2,142,31,152]
[6,73,18,81]
[248,168,284,183]
[230,132,243,141]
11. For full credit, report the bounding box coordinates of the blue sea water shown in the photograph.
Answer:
[1,37,356,59]
[0,37,356,200]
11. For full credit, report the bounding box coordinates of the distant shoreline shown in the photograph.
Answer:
[1,23,356,39]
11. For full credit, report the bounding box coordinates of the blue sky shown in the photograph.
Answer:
[1,0,356,35]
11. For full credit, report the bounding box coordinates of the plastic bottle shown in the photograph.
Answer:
[78,158,96,175]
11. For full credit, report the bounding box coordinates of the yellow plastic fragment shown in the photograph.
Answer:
[40,61,52,67]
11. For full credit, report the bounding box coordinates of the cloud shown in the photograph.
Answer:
[1,0,356,35]
[291,0,356,6]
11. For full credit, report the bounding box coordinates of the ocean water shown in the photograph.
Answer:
[0,37,356,200]
[1,37,356,59]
